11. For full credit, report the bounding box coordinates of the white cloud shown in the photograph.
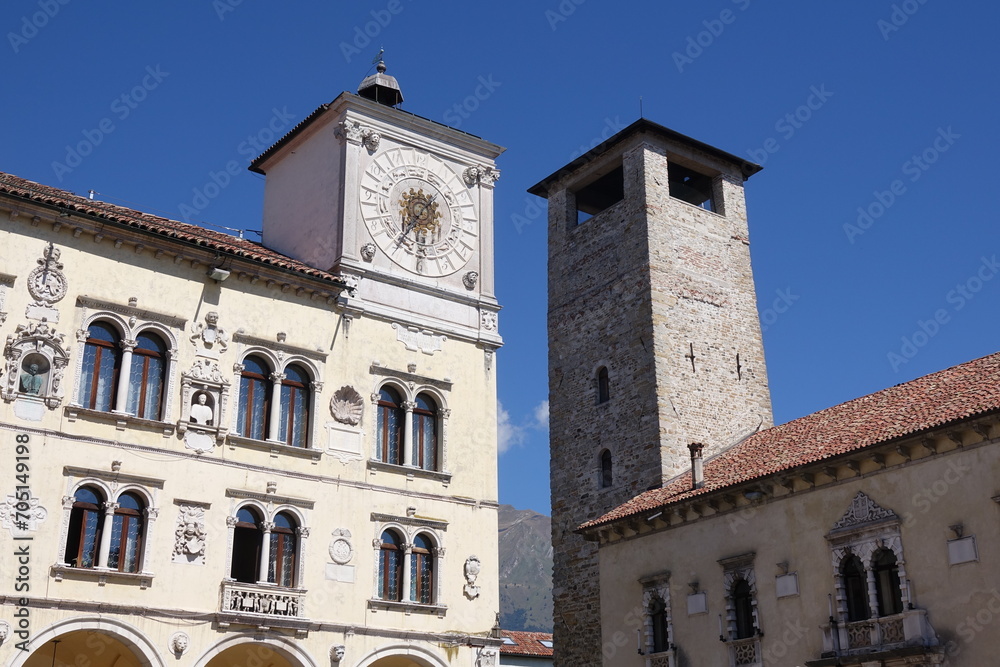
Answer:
[533,399,549,430]
[497,401,525,454]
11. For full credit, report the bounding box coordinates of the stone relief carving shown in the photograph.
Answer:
[2,320,70,411]
[329,528,355,565]
[480,310,498,332]
[169,632,190,655]
[463,165,500,187]
[464,555,482,599]
[330,386,364,425]
[190,311,229,358]
[361,129,381,152]
[173,504,208,563]
[832,492,897,530]
[330,645,346,663]
[392,323,447,355]
[463,271,479,290]
[336,120,365,144]
[360,242,377,262]
[475,647,498,667]
[0,620,10,646]
[1,490,47,537]
[27,243,68,305]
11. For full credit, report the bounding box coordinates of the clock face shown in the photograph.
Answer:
[360,147,478,277]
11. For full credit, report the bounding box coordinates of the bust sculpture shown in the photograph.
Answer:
[189,392,214,425]
[20,362,44,395]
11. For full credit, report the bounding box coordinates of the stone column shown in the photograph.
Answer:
[97,501,120,568]
[401,542,414,602]
[403,401,416,466]
[866,568,879,618]
[140,507,159,573]
[258,521,274,583]
[268,372,285,442]
[114,340,136,413]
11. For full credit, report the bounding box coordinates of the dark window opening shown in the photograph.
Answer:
[574,165,624,224]
[733,579,755,639]
[599,449,613,489]
[842,555,870,621]
[874,549,903,617]
[231,507,263,583]
[669,162,716,212]
[65,486,104,568]
[650,595,670,652]
[597,367,610,404]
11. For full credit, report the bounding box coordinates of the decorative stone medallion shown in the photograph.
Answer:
[330,386,364,425]
[464,555,482,599]
[329,528,354,565]
[169,632,190,655]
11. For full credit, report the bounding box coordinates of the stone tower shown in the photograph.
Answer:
[529,119,773,667]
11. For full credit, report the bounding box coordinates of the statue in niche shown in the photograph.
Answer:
[189,392,214,426]
[19,358,47,395]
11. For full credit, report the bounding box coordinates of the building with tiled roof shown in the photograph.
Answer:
[537,117,994,667]
[0,66,507,667]
[499,630,554,666]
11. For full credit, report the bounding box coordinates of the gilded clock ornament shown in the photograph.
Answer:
[360,147,479,277]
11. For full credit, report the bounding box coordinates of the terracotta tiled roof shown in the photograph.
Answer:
[582,351,1000,530]
[500,630,554,657]
[0,171,347,287]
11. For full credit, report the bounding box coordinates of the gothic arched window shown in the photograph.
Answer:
[733,579,755,639]
[841,554,870,622]
[237,356,272,440]
[65,486,104,568]
[269,512,297,587]
[599,449,613,488]
[874,549,903,617]
[127,331,167,420]
[412,394,438,470]
[411,533,434,604]
[81,322,122,411]
[108,492,144,573]
[279,364,310,447]
[378,529,403,601]
[376,387,404,465]
[231,506,263,584]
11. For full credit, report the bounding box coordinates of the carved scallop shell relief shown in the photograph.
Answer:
[330,385,364,425]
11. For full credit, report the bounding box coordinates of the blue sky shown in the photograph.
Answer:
[3,2,998,516]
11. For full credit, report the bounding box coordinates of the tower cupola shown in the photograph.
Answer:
[357,59,403,107]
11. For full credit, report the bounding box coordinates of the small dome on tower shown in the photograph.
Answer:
[358,60,403,107]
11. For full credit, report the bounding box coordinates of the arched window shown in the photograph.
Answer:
[231,507,263,583]
[733,579,755,639]
[874,549,903,617]
[65,486,104,568]
[411,533,434,604]
[841,555,870,622]
[597,366,610,403]
[269,512,298,587]
[81,322,122,411]
[650,595,670,653]
[279,365,310,448]
[127,331,167,420]
[378,529,403,601]
[108,492,144,573]
[377,387,404,465]
[237,356,272,440]
[412,394,438,470]
[599,449,613,488]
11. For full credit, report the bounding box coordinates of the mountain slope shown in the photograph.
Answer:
[498,504,553,632]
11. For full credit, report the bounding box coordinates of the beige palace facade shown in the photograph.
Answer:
[0,68,506,667]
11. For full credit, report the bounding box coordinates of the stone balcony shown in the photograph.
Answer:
[812,608,940,663]
[217,581,309,632]
[727,637,761,667]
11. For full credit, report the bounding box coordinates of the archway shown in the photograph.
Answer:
[14,619,161,667]
[196,635,315,667]
[355,643,449,667]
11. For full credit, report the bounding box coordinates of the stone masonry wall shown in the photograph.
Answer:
[546,133,772,667]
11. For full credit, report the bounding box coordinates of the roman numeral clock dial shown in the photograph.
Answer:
[360,147,478,277]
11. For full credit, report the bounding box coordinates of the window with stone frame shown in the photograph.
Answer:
[410,532,435,604]
[378,528,404,601]
[369,371,451,475]
[370,517,447,612]
[639,572,673,657]
[599,449,613,489]
[411,394,438,471]
[81,321,123,411]
[597,366,610,403]
[826,492,911,623]
[720,553,762,667]
[126,331,168,420]
[376,387,405,465]
[226,501,309,589]
[64,486,104,568]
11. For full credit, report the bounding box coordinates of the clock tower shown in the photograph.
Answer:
[251,61,503,348]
